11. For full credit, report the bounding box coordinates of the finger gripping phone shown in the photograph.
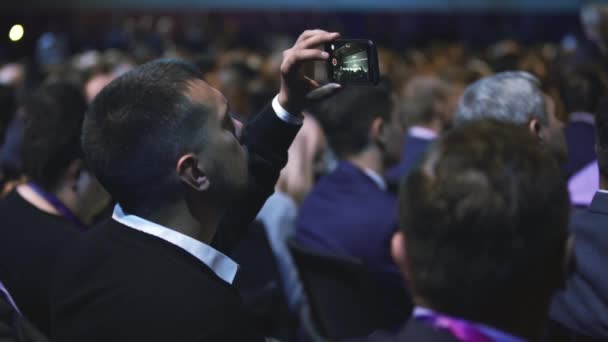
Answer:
[325,39,380,86]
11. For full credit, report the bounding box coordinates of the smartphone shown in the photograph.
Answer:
[325,39,380,86]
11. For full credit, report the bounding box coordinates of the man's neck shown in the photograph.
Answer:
[17,183,61,216]
[347,147,384,177]
[144,200,221,244]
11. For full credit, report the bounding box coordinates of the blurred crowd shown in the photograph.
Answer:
[1,3,608,342]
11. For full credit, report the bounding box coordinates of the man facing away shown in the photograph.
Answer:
[548,98,608,340]
[50,30,341,342]
[368,120,571,341]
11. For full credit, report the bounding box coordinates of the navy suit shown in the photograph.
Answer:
[563,114,596,179]
[386,132,433,187]
[296,160,400,281]
[549,191,608,339]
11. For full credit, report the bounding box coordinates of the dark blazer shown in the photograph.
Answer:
[386,133,433,187]
[0,191,78,334]
[0,285,50,342]
[549,191,608,339]
[50,104,300,342]
[295,160,401,283]
[563,117,596,179]
[360,320,458,342]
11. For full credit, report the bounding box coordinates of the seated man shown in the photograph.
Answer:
[548,98,608,340]
[372,120,571,341]
[50,30,340,342]
[295,85,405,289]
[0,82,109,334]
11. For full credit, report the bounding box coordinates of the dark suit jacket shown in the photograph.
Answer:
[0,191,78,334]
[386,133,433,187]
[296,160,400,280]
[549,191,608,339]
[50,104,300,342]
[563,117,596,179]
[0,286,49,342]
[360,320,458,342]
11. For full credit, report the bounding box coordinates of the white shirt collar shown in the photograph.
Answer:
[408,125,438,140]
[362,168,387,191]
[569,112,595,125]
[112,204,239,284]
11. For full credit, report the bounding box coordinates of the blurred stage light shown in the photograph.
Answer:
[9,25,24,42]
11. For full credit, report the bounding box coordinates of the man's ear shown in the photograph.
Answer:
[370,117,385,141]
[529,118,542,140]
[177,154,210,192]
[391,231,411,281]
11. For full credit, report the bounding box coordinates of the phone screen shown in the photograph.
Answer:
[327,40,378,85]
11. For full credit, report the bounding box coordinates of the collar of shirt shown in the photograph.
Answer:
[362,168,387,191]
[409,125,438,140]
[112,204,239,284]
[569,112,595,125]
[413,306,526,342]
[599,189,608,194]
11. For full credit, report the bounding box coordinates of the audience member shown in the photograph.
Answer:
[386,76,451,187]
[455,71,567,164]
[50,30,341,342]
[0,82,110,335]
[548,98,608,340]
[368,119,571,341]
[295,84,405,296]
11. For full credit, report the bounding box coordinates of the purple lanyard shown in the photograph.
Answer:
[0,280,21,316]
[27,182,87,231]
[414,309,493,342]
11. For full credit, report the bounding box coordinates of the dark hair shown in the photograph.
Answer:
[560,65,606,115]
[21,82,87,191]
[82,59,208,213]
[313,84,393,159]
[399,119,569,320]
[596,98,608,177]
[0,85,16,142]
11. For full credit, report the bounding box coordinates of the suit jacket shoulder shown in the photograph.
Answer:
[362,320,458,342]
[51,219,264,342]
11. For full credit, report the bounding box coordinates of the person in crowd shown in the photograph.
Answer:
[0,82,110,335]
[369,119,571,341]
[559,66,607,207]
[577,4,608,70]
[548,98,608,340]
[50,30,341,342]
[295,84,405,295]
[386,76,451,186]
[455,71,567,164]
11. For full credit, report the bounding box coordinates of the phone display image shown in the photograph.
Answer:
[326,39,379,85]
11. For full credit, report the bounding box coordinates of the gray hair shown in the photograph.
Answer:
[454,71,547,126]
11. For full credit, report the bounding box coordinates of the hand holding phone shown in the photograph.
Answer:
[325,39,380,86]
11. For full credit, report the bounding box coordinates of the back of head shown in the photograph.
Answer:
[82,59,205,214]
[560,65,606,115]
[399,119,569,326]
[314,85,393,159]
[21,82,87,191]
[455,71,547,126]
[400,76,449,127]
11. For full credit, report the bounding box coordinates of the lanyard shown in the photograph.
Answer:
[0,280,21,316]
[414,309,492,342]
[27,182,87,231]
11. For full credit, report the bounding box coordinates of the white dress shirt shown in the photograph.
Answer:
[362,168,387,191]
[112,98,301,285]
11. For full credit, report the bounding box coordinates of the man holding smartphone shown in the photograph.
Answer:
[50,30,340,342]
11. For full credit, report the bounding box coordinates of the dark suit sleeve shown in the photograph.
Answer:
[212,103,301,254]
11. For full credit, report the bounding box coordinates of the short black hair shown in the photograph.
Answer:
[313,84,393,159]
[560,65,606,114]
[21,82,87,191]
[82,59,208,214]
[399,119,569,321]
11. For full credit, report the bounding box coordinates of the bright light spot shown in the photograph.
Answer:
[9,25,24,42]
